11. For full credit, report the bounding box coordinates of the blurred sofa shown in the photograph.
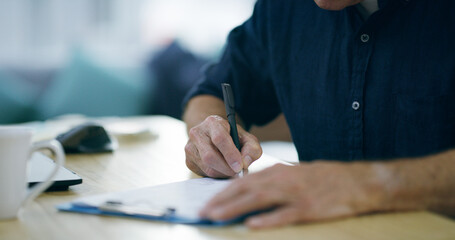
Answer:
[0,43,209,124]
[0,50,151,124]
[147,41,208,119]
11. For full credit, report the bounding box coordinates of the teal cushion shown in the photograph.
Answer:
[37,50,150,120]
[0,71,37,124]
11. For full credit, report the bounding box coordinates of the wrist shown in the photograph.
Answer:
[183,95,226,132]
[358,161,429,213]
[348,162,394,214]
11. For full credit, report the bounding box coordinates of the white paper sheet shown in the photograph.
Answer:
[73,178,231,221]
[69,153,295,221]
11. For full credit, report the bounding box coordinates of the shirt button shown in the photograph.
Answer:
[360,33,370,43]
[352,101,360,110]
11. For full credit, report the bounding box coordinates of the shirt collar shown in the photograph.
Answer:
[378,0,412,9]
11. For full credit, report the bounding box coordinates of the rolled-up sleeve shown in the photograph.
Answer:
[183,0,281,130]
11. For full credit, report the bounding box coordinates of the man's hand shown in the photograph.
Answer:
[200,162,383,229]
[185,115,262,178]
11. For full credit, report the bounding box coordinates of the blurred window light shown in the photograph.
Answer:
[0,0,255,68]
[141,0,256,57]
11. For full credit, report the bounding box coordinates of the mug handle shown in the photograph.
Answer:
[23,140,66,206]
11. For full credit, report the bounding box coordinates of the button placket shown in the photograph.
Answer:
[349,28,373,159]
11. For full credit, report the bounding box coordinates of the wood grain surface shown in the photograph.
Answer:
[1,116,454,240]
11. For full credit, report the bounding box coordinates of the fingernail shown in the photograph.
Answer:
[231,161,242,173]
[243,155,253,166]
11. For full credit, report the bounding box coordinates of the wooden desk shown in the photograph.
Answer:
[1,116,454,240]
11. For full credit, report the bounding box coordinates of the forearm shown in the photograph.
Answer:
[250,114,293,142]
[183,95,227,132]
[365,149,455,216]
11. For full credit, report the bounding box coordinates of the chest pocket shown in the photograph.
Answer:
[394,94,455,157]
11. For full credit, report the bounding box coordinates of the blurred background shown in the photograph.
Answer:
[0,0,256,124]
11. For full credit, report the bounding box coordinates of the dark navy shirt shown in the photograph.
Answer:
[184,0,455,161]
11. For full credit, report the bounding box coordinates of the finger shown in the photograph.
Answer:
[204,191,283,221]
[207,117,243,173]
[186,159,205,176]
[201,181,285,220]
[186,155,230,178]
[189,126,237,177]
[197,142,237,177]
[238,128,262,167]
[245,206,299,229]
[203,169,272,208]
[185,141,205,176]
[185,140,232,178]
[202,177,247,209]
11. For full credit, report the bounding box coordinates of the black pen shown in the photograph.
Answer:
[221,83,246,176]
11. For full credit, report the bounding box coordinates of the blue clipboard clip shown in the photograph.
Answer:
[98,200,176,218]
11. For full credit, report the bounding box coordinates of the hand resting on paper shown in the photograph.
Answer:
[199,152,455,229]
[199,162,381,229]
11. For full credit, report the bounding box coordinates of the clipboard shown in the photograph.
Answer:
[57,203,246,225]
[57,153,295,225]
[57,178,251,225]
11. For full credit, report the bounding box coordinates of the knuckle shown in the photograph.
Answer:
[235,184,248,193]
[220,120,230,129]
[303,196,317,210]
[186,158,201,174]
[252,144,263,159]
[207,115,229,128]
[188,127,199,140]
[249,133,259,143]
[204,167,218,178]
[206,115,221,124]
[185,158,195,169]
[184,142,194,154]
[243,143,262,160]
[211,132,227,146]
[201,152,216,165]
[281,210,298,223]
[253,191,267,199]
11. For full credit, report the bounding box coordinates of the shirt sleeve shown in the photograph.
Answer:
[182,0,281,130]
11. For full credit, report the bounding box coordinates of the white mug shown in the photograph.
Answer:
[0,127,65,220]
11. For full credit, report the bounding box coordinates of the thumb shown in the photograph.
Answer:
[238,128,262,167]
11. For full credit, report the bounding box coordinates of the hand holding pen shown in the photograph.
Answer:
[183,84,262,178]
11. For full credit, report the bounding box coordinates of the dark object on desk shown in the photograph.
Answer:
[56,123,116,154]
